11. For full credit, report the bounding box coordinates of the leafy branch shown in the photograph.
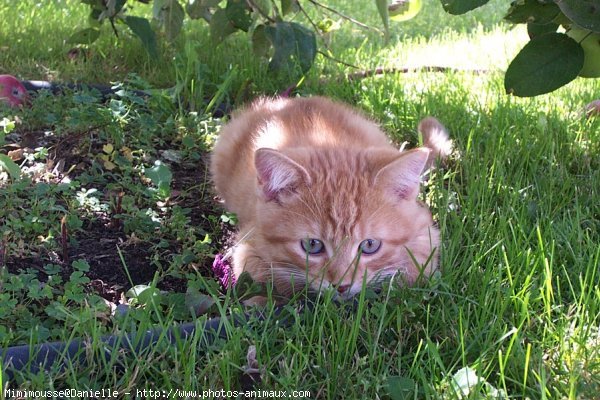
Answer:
[442,0,600,96]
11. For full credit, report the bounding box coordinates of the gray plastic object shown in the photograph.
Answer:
[1,303,300,382]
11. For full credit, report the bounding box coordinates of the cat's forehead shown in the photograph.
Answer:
[296,151,375,238]
[284,147,411,239]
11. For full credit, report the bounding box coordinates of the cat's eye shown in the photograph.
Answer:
[301,238,325,255]
[358,239,381,255]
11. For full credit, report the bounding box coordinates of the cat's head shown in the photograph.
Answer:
[251,146,439,299]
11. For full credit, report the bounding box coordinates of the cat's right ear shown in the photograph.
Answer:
[255,148,311,202]
[374,148,430,200]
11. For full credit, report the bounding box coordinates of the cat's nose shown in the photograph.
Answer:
[337,284,350,293]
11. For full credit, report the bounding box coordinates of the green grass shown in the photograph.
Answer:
[1,0,600,398]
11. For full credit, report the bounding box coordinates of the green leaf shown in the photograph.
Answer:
[67,27,101,44]
[505,0,561,25]
[440,0,489,15]
[164,292,189,319]
[375,0,389,40]
[0,154,21,179]
[252,24,271,57]
[505,32,584,97]
[252,0,272,18]
[153,0,167,19]
[124,16,159,58]
[527,22,559,39]
[1,117,15,134]
[555,0,600,32]
[113,0,127,15]
[386,376,416,400]
[88,8,103,26]
[185,287,216,317]
[145,160,173,190]
[281,0,299,16]
[69,271,90,285]
[210,7,237,44]
[234,271,255,294]
[186,0,206,19]
[566,27,600,77]
[186,0,222,20]
[126,284,162,305]
[72,259,91,272]
[234,271,268,299]
[225,0,253,32]
[264,22,317,73]
[161,0,186,41]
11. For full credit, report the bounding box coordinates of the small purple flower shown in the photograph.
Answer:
[279,85,296,98]
[212,253,236,288]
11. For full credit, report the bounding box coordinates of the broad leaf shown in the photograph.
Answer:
[145,160,173,189]
[555,0,600,32]
[126,284,161,305]
[0,154,21,179]
[440,0,489,15]
[124,16,159,58]
[505,32,584,97]
[186,0,222,19]
[161,0,185,41]
[527,22,559,39]
[281,0,299,16]
[566,28,600,78]
[112,0,127,15]
[252,24,271,57]
[67,27,101,44]
[251,0,272,16]
[264,22,317,73]
[185,287,216,317]
[505,0,560,25]
[210,7,237,43]
[225,0,253,32]
[153,0,167,19]
[186,0,207,19]
[89,8,103,23]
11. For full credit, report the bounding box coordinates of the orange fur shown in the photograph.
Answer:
[211,96,450,298]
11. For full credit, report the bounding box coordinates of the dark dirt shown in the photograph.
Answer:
[4,127,227,305]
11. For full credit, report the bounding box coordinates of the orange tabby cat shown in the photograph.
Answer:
[211,96,451,299]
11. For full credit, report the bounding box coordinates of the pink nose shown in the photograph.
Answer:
[337,284,350,293]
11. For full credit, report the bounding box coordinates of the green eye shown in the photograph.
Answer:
[358,239,381,255]
[301,238,325,254]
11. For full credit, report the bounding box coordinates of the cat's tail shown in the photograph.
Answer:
[418,117,453,169]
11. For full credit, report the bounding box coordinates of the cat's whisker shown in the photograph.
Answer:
[296,191,322,221]
[366,202,388,222]
[277,208,315,224]
[370,262,420,285]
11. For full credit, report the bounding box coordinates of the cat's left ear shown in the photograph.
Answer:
[374,148,430,200]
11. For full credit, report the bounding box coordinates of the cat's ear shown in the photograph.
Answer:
[255,148,311,201]
[374,148,430,200]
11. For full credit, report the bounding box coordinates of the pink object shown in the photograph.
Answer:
[0,74,29,107]
[279,85,296,98]
[212,253,236,289]
[585,100,600,118]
